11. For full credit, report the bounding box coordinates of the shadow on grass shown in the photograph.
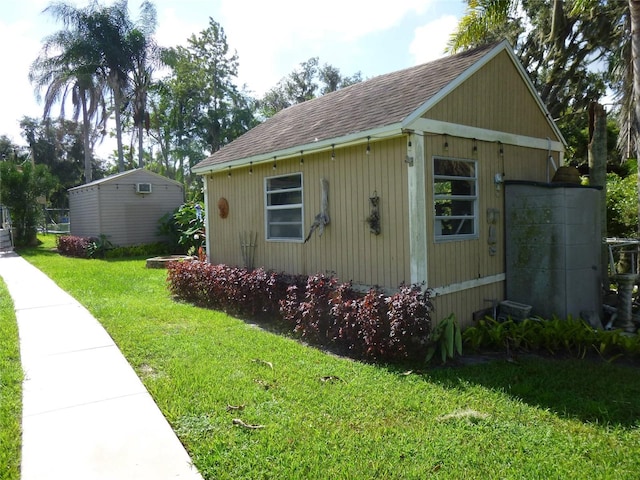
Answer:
[411,354,640,427]
[13,247,60,259]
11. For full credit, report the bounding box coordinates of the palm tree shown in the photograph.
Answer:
[83,0,135,172]
[30,28,106,183]
[629,0,640,234]
[126,2,162,168]
[42,0,155,173]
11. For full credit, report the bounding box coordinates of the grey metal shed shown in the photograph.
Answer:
[68,169,184,247]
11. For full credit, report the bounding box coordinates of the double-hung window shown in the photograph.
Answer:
[265,173,304,241]
[433,157,477,240]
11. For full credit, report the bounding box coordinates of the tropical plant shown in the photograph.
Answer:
[86,234,114,258]
[425,313,463,364]
[448,0,624,122]
[463,315,640,361]
[606,165,638,238]
[158,202,205,255]
[123,2,162,169]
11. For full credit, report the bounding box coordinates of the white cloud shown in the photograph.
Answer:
[155,6,201,48]
[0,16,45,145]
[219,0,439,95]
[409,14,458,65]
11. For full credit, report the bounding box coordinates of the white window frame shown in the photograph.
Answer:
[433,156,478,242]
[265,172,304,242]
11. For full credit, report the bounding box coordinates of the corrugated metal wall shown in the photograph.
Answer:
[69,171,183,246]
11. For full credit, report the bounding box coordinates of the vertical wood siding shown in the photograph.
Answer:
[426,50,560,141]
[204,50,563,326]
[206,137,411,287]
[424,134,553,327]
[420,50,562,326]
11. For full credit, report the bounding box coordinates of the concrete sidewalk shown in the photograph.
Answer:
[0,251,203,480]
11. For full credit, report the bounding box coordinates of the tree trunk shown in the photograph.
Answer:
[111,76,125,172]
[138,122,144,169]
[631,0,640,236]
[588,102,608,292]
[80,92,92,183]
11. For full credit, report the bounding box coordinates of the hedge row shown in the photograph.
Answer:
[56,235,170,259]
[167,261,433,362]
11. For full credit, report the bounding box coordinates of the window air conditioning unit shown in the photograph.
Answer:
[136,183,152,194]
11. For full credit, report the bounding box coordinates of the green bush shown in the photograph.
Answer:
[158,202,205,255]
[57,234,170,259]
[0,161,56,246]
[104,242,170,259]
[606,169,638,238]
[463,316,640,361]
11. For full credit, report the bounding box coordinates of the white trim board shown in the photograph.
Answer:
[407,118,564,152]
[432,273,506,296]
[407,133,428,287]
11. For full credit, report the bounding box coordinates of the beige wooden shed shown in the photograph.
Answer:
[68,169,184,247]
[192,41,567,326]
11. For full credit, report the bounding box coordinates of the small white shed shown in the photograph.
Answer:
[68,169,184,247]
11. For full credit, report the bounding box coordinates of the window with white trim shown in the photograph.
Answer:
[265,173,304,241]
[433,157,477,240]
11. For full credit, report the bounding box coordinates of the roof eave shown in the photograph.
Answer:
[192,123,405,175]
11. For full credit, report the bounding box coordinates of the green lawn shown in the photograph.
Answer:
[0,275,22,480]
[14,234,640,479]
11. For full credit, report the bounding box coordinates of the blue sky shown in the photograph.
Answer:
[0,0,466,154]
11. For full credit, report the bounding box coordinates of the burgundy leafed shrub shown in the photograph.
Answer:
[358,287,392,360]
[56,235,91,258]
[167,262,294,318]
[167,261,433,363]
[386,284,433,360]
[294,274,338,344]
[329,281,361,355]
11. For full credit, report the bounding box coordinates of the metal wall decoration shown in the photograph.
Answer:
[239,231,257,270]
[304,178,330,243]
[487,207,499,255]
[366,191,381,235]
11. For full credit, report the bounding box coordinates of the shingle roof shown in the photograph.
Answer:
[194,42,501,172]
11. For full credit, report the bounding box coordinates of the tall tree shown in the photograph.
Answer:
[448,0,625,120]
[630,0,640,235]
[124,1,161,168]
[30,18,106,183]
[42,0,156,173]
[152,18,256,191]
[20,116,106,207]
[259,58,362,118]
